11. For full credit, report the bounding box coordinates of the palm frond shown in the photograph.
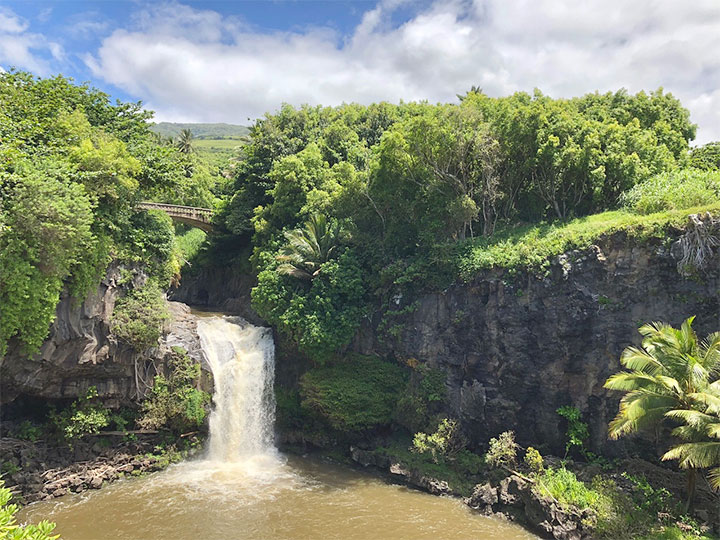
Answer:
[619,347,664,374]
[662,441,720,469]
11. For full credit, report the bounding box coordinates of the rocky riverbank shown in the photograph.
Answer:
[0,434,201,505]
[345,445,719,540]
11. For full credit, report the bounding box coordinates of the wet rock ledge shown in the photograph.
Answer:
[0,434,197,504]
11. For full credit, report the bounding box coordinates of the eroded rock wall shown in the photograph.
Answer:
[0,265,205,408]
[169,262,262,325]
[355,232,720,454]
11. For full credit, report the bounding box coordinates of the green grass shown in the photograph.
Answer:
[622,169,720,215]
[454,203,720,280]
[193,138,245,152]
[535,467,604,510]
[175,227,207,266]
[640,526,716,540]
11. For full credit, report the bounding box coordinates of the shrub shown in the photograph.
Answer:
[535,467,603,510]
[111,281,170,350]
[485,431,519,469]
[299,355,407,432]
[393,364,446,432]
[139,348,210,434]
[0,480,59,539]
[621,169,720,215]
[412,418,465,463]
[372,437,485,496]
[49,387,110,442]
[14,420,43,442]
[524,447,544,474]
[557,405,590,458]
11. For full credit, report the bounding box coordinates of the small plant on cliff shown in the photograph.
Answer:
[393,364,446,433]
[536,467,603,510]
[412,418,465,463]
[557,405,590,458]
[139,348,210,434]
[110,281,170,351]
[14,421,43,442]
[49,386,110,442]
[485,430,519,469]
[0,480,59,539]
[524,446,544,474]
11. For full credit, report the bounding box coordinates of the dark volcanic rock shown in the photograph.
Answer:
[169,263,263,325]
[354,229,720,455]
[1,264,207,407]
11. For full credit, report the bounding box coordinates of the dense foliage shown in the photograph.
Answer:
[111,281,170,350]
[211,87,702,363]
[299,355,407,432]
[0,71,215,356]
[139,347,210,433]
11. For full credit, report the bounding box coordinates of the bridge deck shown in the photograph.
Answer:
[137,202,213,232]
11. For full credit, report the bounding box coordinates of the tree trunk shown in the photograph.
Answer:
[685,468,698,514]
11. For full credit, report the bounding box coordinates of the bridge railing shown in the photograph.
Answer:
[137,202,213,222]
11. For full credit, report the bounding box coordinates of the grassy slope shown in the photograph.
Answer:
[150,122,250,139]
[193,138,245,151]
[454,203,720,281]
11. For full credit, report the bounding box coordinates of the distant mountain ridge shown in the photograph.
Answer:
[150,122,250,139]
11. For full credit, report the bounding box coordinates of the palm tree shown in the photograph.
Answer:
[663,382,720,490]
[276,214,342,280]
[605,317,720,511]
[176,128,194,154]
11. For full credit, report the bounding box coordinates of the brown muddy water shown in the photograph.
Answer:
[19,454,537,540]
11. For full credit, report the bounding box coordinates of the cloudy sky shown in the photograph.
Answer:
[1,0,719,144]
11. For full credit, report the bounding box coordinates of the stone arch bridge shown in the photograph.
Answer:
[137,202,213,232]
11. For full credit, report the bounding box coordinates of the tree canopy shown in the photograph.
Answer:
[0,71,217,355]
[214,87,697,363]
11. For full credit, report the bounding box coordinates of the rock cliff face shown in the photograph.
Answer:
[354,231,720,455]
[1,264,205,409]
[169,263,262,325]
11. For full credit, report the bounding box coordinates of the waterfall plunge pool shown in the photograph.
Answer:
[19,314,537,540]
[19,455,537,540]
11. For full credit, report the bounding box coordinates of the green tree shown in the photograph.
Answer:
[689,142,720,171]
[176,128,194,154]
[0,71,188,356]
[276,214,342,280]
[605,317,720,511]
[662,383,720,491]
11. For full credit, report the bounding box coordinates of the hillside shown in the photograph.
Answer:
[149,122,250,139]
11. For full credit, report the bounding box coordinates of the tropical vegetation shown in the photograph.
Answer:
[605,317,720,511]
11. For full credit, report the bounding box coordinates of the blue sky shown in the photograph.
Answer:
[1,1,719,143]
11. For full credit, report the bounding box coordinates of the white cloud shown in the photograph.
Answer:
[0,7,63,75]
[85,0,720,143]
[68,20,109,39]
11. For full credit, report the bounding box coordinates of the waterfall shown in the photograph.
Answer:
[196,316,277,462]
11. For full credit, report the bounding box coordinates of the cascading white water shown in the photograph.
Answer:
[196,316,277,462]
